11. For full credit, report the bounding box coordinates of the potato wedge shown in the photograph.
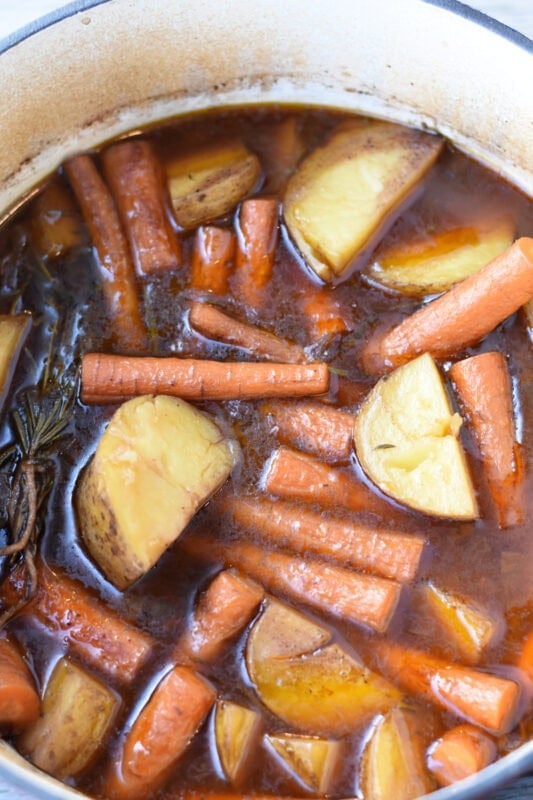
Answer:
[266,733,341,793]
[284,120,443,282]
[354,353,478,519]
[214,700,261,784]
[360,707,434,800]
[76,395,237,589]
[365,219,515,297]
[30,178,85,260]
[423,582,500,663]
[0,314,31,416]
[18,657,118,779]
[246,600,400,736]
[167,140,260,229]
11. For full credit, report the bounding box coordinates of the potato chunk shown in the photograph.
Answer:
[354,353,478,519]
[365,219,514,297]
[76,395,236,589]
[167,141,260,229]
[246,600,400,736]
[266,733,341,793]
[284,120,443,281]
[18,657,118,779]
[0,314,31,415]
[214,700,261,783]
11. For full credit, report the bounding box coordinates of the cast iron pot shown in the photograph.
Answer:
[0,1,531,798]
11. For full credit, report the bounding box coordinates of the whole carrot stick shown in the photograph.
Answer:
[449,352,523,528]
[182,536,401,633]
[233,197,279,309]
[189,302,307,364]
[64,155,147,352]
[427,724,497,786]
[260,400,355,462]
[104,665,215,800]
[190,226,235,294]
[300,286,351,340]
[0,638,40,731]
[222,494,423,583]
[362,238,533,374]
[81,353,329,404]
[102,139,181,276]
[263,446,402,518]
[175,569,264,663]
[374,640,521,734]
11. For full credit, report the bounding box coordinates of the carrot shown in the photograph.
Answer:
[189,301,307,364]
[233,198,279,309]
[175,569,264,663]
[263,446,403,518]
[64,155,147,352]
[362,238,533,374]
[102,138,181,276]
[0,638,40,731]
[80,353,329,404]
[449,352,523,528]
[375,640,521,734]
[222,494,423,583]
[518,630,533,682]
[6,561,153,683]
[105,665,214,800]
[427,724,497,786]
[182,536,401,633]
[260,400,355,462]
[190,226,235,294]
[300,286,351,340]
[259,115,305,193]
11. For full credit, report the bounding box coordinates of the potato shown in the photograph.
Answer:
[76,395,237,589]
[265,733,341,793]
[167,140,260,229]
[30,178,85,260]
[0,314,31,415]
[423,582,500,663]
[364,219,515,297]
[246,600,400,736]
[354,353,478,519]
[214,700,261,783]
[18,657,119,779]
[284,120,443,282]
[360,707,434,800]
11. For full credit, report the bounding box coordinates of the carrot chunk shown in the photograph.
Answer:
[102,138,181,276]
[105,665,215,799]
[190,226,236,294]
[260,400,355,462]
[362,238,533,374]
[427,724,497,786]
[233,198,279,309]
[518,630,533,682]
[223,494,423,583]
[80,353,329,404]
[64,154,147,351]
[300,285,351,340]
[449,351,523,528]
[0,638,40,731]
[189,302,306,363]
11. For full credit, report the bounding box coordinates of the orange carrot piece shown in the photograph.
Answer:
[0,638,40,731]
[222,494,423,583]
[182,536,401,633]
[427,724,497,786]
[260,400,355,462]
[362,238,533,374]
[7,562,153,683]
[260,116,305,193]
[300,285,351,340]
[375,640,521,734]
[64,154,147,352]
[105,665,214,800]
[518,630,533,682]
[175,570,264,663]
[449,352,523,528]
[263,446,401,518]
[234,198,279,308]
[190,226,235,294]
[80,353,329,404]
[102,138,181,276]
[189,301,306,364]
[30,178,85,260]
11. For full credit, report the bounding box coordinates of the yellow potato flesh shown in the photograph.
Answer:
[19,658,118,779]
[354,353,478,519]
[365,220,515,297]
[214,700,261,783]
[266,733,341,793]
[284,120,443,281]
[76,395,236,589]
[246,600,400,736]
[0,314,31,413]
